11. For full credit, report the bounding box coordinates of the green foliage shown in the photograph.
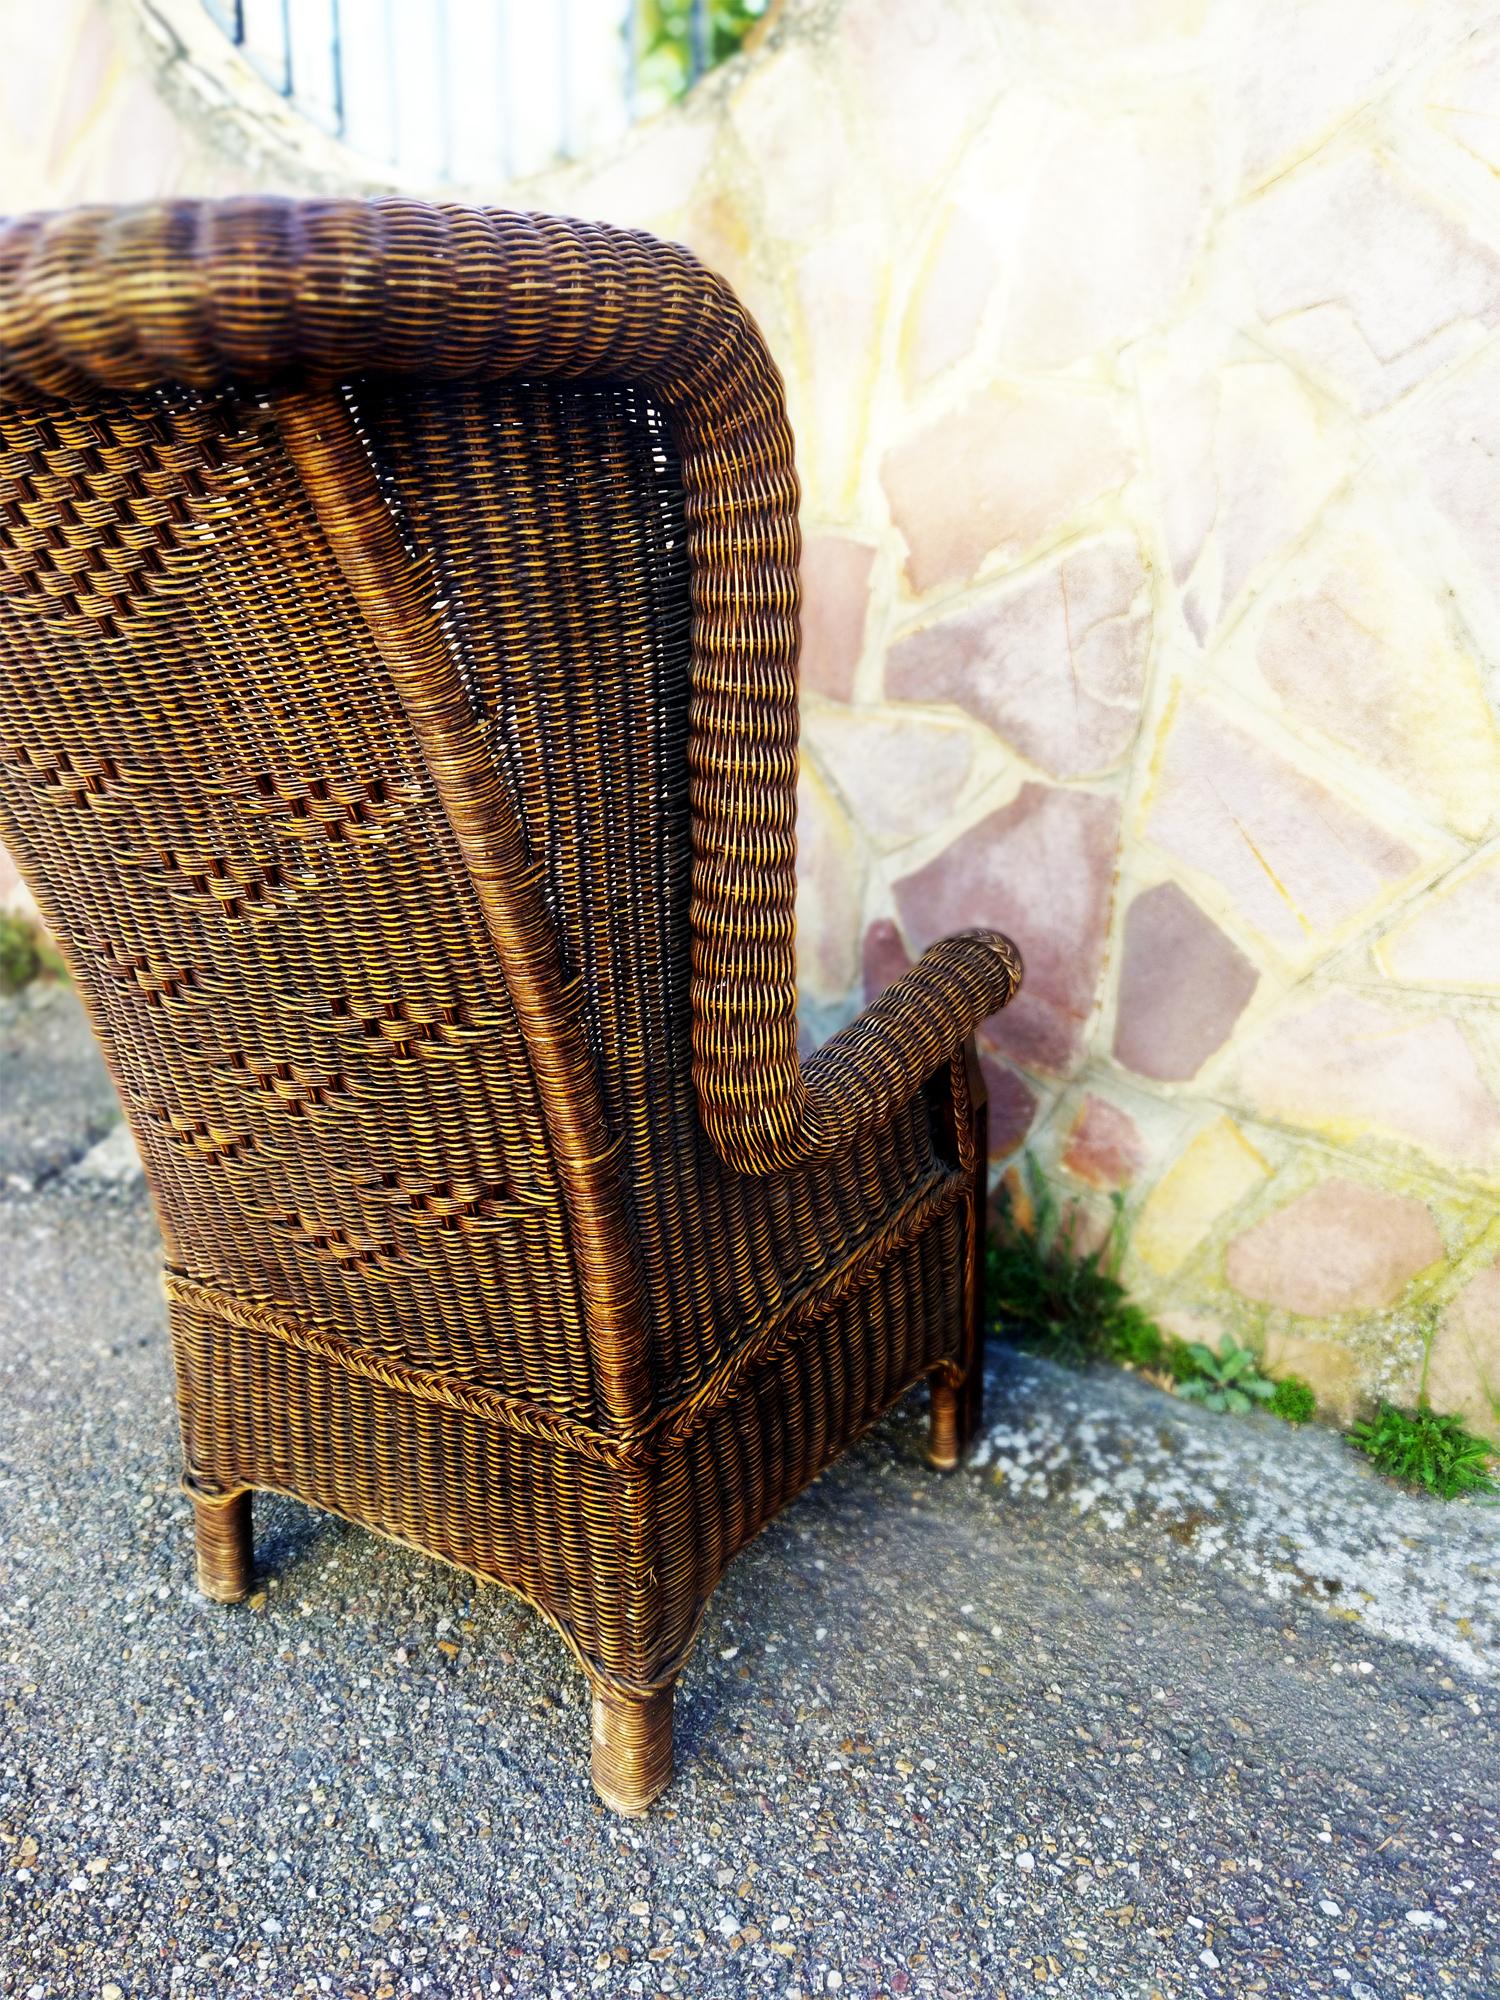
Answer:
[1269,1374,1318,1425]
[1349,1402,1497,1500]
[989,1158,1496,1501]
[636,0,770,105]
[1106,1309,1175,1375]
[0,912,39,994]
[1163,1338,1201,1385]
[0,911,64,994]
[987,1155,1167,1371]
[1175,1335,1278,1415]
[988,1157,1281,1404]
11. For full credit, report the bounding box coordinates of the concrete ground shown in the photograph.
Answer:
[0,981,1495,2000]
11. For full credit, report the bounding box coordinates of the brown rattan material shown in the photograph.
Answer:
[0,198,1021,1812]
[190,1486,254,1603]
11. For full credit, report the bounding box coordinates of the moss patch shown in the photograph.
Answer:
[0,910,65,994]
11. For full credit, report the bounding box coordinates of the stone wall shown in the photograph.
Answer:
[7,0,1500,1439]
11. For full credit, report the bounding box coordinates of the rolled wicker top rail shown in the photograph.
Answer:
[0,198,1020,1181]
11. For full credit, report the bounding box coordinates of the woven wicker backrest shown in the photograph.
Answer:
[1,201,966,1438]
[2,364,692,1418]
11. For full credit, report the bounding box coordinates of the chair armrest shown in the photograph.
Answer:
[803,928,1020,1148]
[697,928,1021,1173]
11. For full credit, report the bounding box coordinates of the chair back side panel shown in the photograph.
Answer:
[353,376,709,1394]
[356,381,944,1406]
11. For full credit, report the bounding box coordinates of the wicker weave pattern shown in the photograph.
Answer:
[0,199,1021,1809]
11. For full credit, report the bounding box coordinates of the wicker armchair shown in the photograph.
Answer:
[0,200,1021,1813]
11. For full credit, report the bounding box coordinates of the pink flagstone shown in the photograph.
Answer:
[1225,1178,1442,1316]
[800,536,877,702]
[571,118,716,233]
[1261,1329,1364,1427]
[1230,991,1500,1174]
[1144,698,1419,954]
[1113,881,1259,1083]
[1254,544,1497,840]
[795,762,864,1004]
[1229,0,1477,193]
[886,536,1149,778]
[839,0,998,196]
[1434,1262,1500,1444]
[998,102,1211,371]
[903,206,998,388]
[979,1056,1039,1158]
[1139,354,1345,644]
[1061,1095,1145,1189]
[731,42,854,242]
[881,384,1131,596]
[93,72,194,205]
[894,783,1121,1076]
[792,225,887,513]
[1237,150,1500,412]
[1378,855,1500,988]
[861,916,911,1005]
[1430,30,1500,177]
[1416,344,1500,626]
[803,706,975,850]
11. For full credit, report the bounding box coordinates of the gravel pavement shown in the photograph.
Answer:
[0,982,1496,2000]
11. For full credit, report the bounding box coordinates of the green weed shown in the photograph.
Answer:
[1269,1375,1318,1425]
[1349,1402,1497,1500]
[987,1155,1167,1371]
[1175,1335,1278,1415]
[989,1156,1493,1496]
[0,910,64,994]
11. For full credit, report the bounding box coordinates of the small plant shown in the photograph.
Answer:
[1349,1402,1497,1500]
[988,1155,1168,1370]
[1175,1335,1278,1415]
[0,910,64,994]
[1269,1374,1318,1424]
[987,1160,1496,1496]
[1106,1309,1175,1375]
[0,911,39,993]
[637,0,770,105]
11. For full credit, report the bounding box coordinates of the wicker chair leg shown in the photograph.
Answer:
[192,1489,254,1603]
[590,1682,675,1816]
[929,1038,990,1472]
[928,1377,964,1471]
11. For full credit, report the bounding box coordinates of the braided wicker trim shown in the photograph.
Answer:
[165,1271,649,1469]
[165,1164,969,1470]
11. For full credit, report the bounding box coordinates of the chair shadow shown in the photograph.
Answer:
[248,1488,353,1584]
[228,1389,939,1799]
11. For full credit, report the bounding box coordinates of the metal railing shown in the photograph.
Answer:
[203,0,764,185]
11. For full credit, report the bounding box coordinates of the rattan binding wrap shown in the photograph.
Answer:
[0,199,1021,1812]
